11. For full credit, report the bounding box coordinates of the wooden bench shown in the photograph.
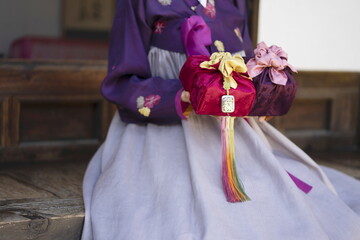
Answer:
[0,60,112,240]
[0,60,113,163]
[1,60,359,160]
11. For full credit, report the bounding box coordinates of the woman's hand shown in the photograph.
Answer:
[181,91,191,103]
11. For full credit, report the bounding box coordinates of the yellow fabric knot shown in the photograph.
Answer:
[200,52,249,91]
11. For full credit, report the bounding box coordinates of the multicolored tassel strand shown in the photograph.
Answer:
[221,116,250,202]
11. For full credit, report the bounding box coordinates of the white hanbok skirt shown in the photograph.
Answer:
[81,47,360,240]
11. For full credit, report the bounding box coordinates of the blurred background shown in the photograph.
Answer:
[0,0,359,239]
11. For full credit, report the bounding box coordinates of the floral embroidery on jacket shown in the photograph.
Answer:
[136,96,145,109]
[214,40,225,52]
[234,27,243,43]
[203,1,216,19]
[137,95,161,117]
[158,0,172,6]
[144,95,161,108]
[153,21,166,34]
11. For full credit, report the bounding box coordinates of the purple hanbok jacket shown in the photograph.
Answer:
[101,0,253,124]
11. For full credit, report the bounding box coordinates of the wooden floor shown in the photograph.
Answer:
[0,153,359,240]
[313,152,360,180]
[0,161,87,240]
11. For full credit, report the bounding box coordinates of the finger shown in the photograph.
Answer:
[259,116,266,122]
[181,91,191,103]
[259,116,273,122]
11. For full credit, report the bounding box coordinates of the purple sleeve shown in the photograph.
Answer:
[101,0,182,124]
[233,0,255,58]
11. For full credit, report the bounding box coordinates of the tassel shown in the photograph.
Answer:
[221,116,250,202]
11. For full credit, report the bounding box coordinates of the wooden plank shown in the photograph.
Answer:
[312,152,360,179]
[0,198,84,240]
[0,161,87,199]
[0,140,98,163]
[19,100,100,142]
[319,162,360,180]
[101,102,116,140]
[9,97,20,147]
[0,161,86,239]
[281,99,331,131]
[0,60,107,94]
[0,175,54,200]
[331,92,359,133]
[311,152,360,168]
[0,97,11,147]
[296,71,360,88]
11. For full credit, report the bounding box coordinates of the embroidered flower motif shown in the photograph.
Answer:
[153,21,166,34]
[214,40,225,52]
[144,95,161,108]
[139,107,151,117]
[203,2,216,19]
[136,96,145,109]
[137,95,161,117]
[234,27,243,43]
[158,0,172,6]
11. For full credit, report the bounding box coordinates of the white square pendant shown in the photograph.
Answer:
[221,95,235,113]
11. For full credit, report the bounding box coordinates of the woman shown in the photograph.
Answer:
[82,0,360,239]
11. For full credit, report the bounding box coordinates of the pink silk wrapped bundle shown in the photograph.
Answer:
[179,54,256,117]
[247,42,298,116]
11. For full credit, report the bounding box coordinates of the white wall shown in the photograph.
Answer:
[258,0,360,71]
[0,0,61,57]
[1,0,359,71]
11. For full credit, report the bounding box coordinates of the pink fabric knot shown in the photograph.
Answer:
[246,42,297,85]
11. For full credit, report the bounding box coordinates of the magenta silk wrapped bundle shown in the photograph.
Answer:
[247,42,298,116]
[179,54,256,117]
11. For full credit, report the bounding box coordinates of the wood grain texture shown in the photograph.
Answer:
[0,198,84,240]
[311,152,360,180]
[0,175,54,200]
[0,60,107,94]
[0,141,99,163]
[19,100,99,142]
[0,162,86,200]
[0,97,10,147]
[282,99,331,131]
[0,161,87,200]
[0,161,86,240]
